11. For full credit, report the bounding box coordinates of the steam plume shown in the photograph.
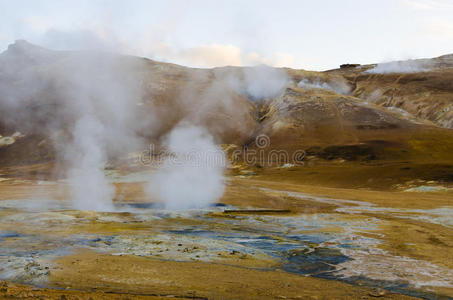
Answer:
[0,41,149,211]
[145,124,226,210]
[224,65,290,100]
[297,77,350,95]
[66,116,114,211]
[366,59,433,74]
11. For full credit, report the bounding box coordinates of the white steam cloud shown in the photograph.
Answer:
[366,60,433,74]
[0,40,249,211]
[297,77,350,95]
[243,65,290,100]
[66,116,114,211]
[55,53,148,211]
[225,65,290,100]
[145,124,226,210]
[0,41,150,211]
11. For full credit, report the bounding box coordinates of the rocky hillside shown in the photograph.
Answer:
[327,54,453,129]
[0,40,453,171]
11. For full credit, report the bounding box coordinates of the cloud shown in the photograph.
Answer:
[21,16,52,33]
[34,28,296,68]
[245,52,296,68]
[424,20,453,39]
[8,12,295,69]
[403,0,453,11]
[403,0,453,10]
[40,28,123,52]
[161,44,243,68]
[147,42,295,68]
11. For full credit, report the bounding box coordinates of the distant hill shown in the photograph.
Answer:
[0,40,452,174]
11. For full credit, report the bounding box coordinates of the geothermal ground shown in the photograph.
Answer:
[0,41,452,299]
[0,162,452,299]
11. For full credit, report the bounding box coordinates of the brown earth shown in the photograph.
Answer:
[0,41,453,299]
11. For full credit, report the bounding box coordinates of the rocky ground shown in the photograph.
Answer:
[0,166,451,299]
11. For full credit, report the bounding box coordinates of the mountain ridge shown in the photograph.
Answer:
[0,40,452,189]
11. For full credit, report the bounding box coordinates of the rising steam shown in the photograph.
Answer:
[366,59,433,74]
[65,116,114,211]
[0,40,277,211]
[225,65,290,100]
[54,53,148,211]
[0,41,149,211]
[297,77,350,95]
[145,124,226,210]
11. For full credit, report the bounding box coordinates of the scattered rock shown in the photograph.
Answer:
[340,63,361,69]
[368,288,386,297]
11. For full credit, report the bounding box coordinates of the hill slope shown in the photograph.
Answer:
[0,40,452,189]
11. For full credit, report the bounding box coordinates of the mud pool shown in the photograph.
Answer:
[0,180,452,299]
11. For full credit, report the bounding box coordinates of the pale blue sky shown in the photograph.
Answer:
[1,0,453,70]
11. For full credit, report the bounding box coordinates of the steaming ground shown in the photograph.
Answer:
[0,41,453,299]
[145,124,226,210]
[0,164,452,299]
